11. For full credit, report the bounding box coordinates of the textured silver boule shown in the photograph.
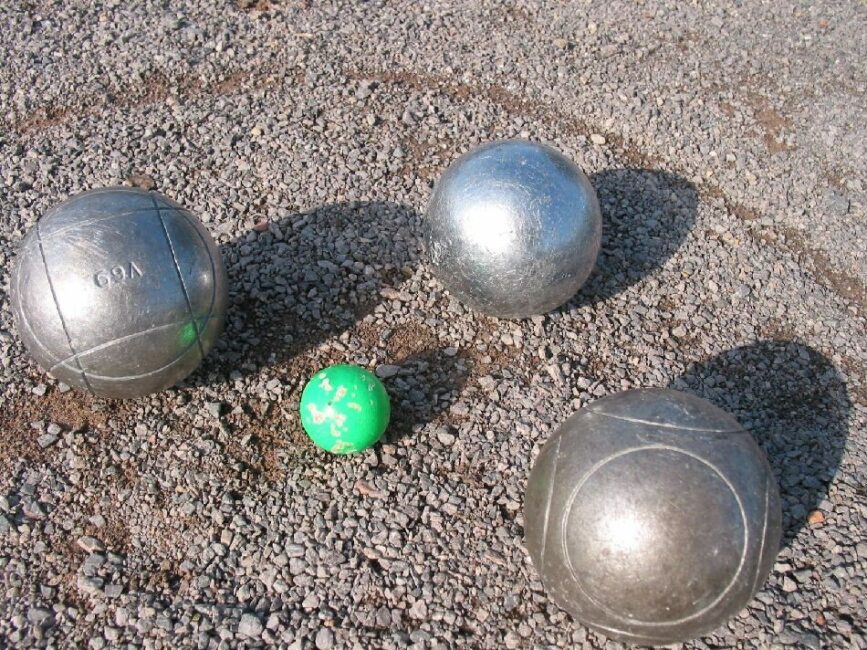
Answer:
[424,139,602,318]
[524,388,781,646]
[11,187,228,399]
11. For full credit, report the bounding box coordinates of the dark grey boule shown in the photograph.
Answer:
[524,388,781,646]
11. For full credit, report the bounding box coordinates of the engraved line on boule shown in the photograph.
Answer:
[35,222,94,395]
[14,251,63,366]
[750,473,772,599]
[60,335,207,382]
[34,208,182,243]
[16,304,62,366]
[571,617,694,644]
[170,207,218,325]
[586,407,745,434]
[51,315,220,381]
[560,444,749,627]
[153,198,205,361]
[538,434,563,577]
[47,318,206,374]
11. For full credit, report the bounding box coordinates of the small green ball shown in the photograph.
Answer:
[299,364,391,454]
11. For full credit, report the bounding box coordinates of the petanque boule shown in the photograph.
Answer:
[524,388,781,646]
[299,364,391,454]
[11,187,228,399]
[424,139,602,318]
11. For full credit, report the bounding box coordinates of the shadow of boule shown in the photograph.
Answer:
[185,200,422,388]
[558,168,698,313]
[671,340,852,548]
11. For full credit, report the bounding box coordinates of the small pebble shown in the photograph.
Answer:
[375,364,400,379]
[238,613,263,638]
[77,536,105,553]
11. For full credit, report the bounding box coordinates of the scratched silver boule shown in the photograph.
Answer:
[424,139,602,319]
[524,388,782,646]
[11,187,228,398]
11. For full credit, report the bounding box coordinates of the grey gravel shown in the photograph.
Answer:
[1,1,865,649]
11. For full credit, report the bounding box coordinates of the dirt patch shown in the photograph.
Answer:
[84,514,131,555]
[212,70,248,95]
[237,0,273,10]
[675,30,699,53]
[706,192,865,308]
[398,132,455,181]
[760,317,796,341]
[503,5,533,23]
[838,357,867,406]
[0,387,121,474]
[223,397,300,482]
[352,321,381,349]
[824,170,850,191]
[736,215,865,307]
[16,71,187,134]
[731,202,760,222]
[779,226,866,305]
[14,66,280,135]
[459,325,524,381]
[14,103,81,134]
[384,321,436,360]
[346,68,662,172]
[744,91,797,154]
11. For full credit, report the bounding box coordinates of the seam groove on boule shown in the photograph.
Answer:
[47,318,202,373]
[585,407,744,433]
[750,473,772,598]
[59,334,209,382]
[153,197,205,361]
[16,304,61,366]
[55,295,220,382]
[560,444,750,626]
[14,253,62,365]
[538,435,563,577]
[35,221,94,395]
[579,618,686,643]
[168,206,218,324]
[36,208,174,243]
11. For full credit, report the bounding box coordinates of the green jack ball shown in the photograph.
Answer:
[299,364,391,454]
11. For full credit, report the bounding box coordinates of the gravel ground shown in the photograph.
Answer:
[1,1,865,648]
